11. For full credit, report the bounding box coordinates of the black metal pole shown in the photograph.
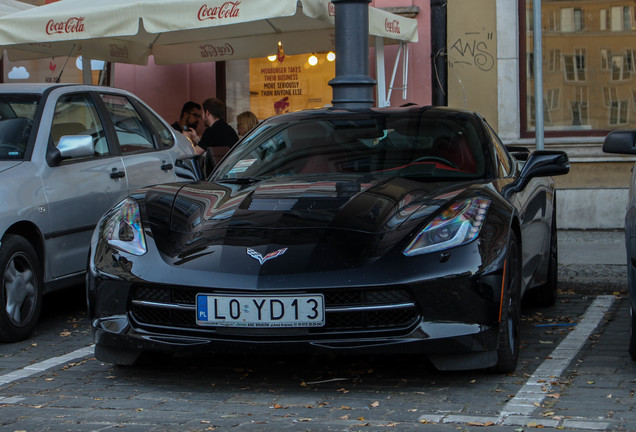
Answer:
[328,0,376,109]
[430,0,447,106]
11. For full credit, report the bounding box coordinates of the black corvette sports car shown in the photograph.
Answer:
[87,106,569,372]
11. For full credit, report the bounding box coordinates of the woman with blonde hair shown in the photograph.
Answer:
[236,111,258,138]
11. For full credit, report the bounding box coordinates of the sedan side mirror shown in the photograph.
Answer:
[503,150,570,198]
[46,135,94,166]
[602,130,636,155]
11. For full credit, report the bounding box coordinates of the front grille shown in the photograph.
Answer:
[130,284,419,336]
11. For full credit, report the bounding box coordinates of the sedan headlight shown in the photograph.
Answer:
[102,198,147,256]
[404,197,491,256]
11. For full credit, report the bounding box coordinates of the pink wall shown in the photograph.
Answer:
[370,0,431,106]
[114,0,431,125]
[114,60,216,137]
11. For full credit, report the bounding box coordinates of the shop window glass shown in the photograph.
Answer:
[523,0,636,134]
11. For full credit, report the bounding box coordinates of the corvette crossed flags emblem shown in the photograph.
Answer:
[246,248,288,265]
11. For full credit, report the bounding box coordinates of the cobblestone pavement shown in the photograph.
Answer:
[0,231,634,432]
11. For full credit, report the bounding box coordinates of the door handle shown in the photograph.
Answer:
[161,162,174,171]
[110,168,125,179]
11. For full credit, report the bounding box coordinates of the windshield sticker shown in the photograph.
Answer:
[229,159,257,174]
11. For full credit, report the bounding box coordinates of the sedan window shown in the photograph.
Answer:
[0,95,39,161]
[51,93,109,157]
[99,94,156,154]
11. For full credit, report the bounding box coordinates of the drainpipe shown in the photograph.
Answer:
[328,0,376,109]
[430,0,447,106]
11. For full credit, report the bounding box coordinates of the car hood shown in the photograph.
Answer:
[141,175,472,271]
[0,161,23,173]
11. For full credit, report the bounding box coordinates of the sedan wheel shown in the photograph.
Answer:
[0,235,42,343]
[492,232,521,373]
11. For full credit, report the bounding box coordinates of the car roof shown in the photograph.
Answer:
[0,83,127,95]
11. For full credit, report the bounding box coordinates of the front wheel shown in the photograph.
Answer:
[492,231,521,373]
[0,235,43,342]
[528,213,558,307]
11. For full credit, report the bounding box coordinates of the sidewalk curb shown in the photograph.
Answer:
[558,263,627,296]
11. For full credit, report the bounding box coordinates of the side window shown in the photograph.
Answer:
[136,102,175,149]
[485,123,512,177]
[99,94,155,154]
[51,93,109,157]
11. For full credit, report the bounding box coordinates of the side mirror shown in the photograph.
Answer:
[46,135,94,166]
[503,150,570,198]
[602,130,636,155]
[505,145,530,161]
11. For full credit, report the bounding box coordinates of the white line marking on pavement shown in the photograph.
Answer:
[0,345,94,387]
[499,295,615,419]
[430,295,615,430]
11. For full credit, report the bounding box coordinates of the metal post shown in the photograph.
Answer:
[430,0,447,106]
[81,56,92,85]
[375,36,387,107]
[328,0,376,109]
[533,0,544,150]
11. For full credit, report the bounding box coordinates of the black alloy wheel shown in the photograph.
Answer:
[529,206,559,307]
[492,231,521,373]
[629,305,636,361]
[0,234,43,343]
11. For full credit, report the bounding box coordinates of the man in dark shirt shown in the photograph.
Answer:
[171,101,202,133]
[193,98,238,160]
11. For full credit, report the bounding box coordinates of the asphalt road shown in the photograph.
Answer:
[0,230,633,432]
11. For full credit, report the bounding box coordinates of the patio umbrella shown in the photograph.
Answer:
[0,0,33,15]
[0,0,417,65]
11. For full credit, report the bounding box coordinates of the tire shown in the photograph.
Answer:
[492,231,521,373]
[0,234,43,343]
[529,215,559,307]
[629,306,636,361]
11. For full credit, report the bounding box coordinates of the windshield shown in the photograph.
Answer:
[213,111,490,182]
[0,95,39,161]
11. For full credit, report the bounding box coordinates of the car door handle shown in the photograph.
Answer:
[161,162,174,171]
[110,168,126,179]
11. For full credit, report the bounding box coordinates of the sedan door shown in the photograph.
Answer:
[98,93,179,194]
[39,91,128,280]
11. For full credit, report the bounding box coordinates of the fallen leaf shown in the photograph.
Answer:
[357,417,365,421]
[340,406,352,410]
[59,331,71,337]
[339,414,350,420]
[370,401,380,408]
[546,393,560,399]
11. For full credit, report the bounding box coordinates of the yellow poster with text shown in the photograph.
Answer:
[249,53,335,120]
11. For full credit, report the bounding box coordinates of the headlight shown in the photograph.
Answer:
[403,197,491,256]
[102,198,147,255]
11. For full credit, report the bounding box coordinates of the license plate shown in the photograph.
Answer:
[196,294,325,328]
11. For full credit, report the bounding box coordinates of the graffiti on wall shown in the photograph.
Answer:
[449,31,495,72]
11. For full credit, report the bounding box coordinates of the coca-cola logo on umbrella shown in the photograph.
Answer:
[46,17,85,35]
[198,1,240,21]
[110,44,129,59]
[385,18,401,34]
[199,43,234,58]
